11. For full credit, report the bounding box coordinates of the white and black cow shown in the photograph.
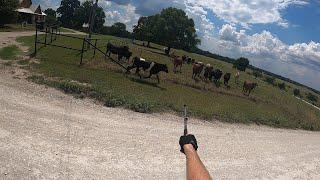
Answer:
[126,57,169,83]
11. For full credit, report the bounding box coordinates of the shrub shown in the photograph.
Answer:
[264,76,276,85]
[277,82,286,90]
[293,89,301,97]
[306,93,318,102]
[253,70,263,78]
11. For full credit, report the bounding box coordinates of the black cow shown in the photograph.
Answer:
[211,69,223,83]
[223,73,231,86]
[106,43,132,61]
[126,57,169,83]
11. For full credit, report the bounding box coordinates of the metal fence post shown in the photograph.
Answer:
[44,27,47,46]
[93,39,97,57]
[80,38,86,65]
[50,28,53,43]
[34,24,38,56]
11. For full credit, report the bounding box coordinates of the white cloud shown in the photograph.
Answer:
[201,24,320,90]
[101,2,140,31]
[185,0,308,28]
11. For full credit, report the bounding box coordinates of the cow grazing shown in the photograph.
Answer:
[211,69,223,83]
[203,64,214,81]
[243,81,258,96]
[192,62,204,79]
[106,43,132,61]
[223,73,231,86]
[171,55,183,73]
[126,57,169,83]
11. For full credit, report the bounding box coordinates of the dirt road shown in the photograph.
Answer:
[1,32,320,179]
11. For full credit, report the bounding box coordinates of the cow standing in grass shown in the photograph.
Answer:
[223,73,231,86]
[235,71,240,84]
[243,81,258,96]
[171,54,184,73]
[203,64,214,81]
[106,43,132,61]
[126,57,169,83]
[211,69,223,84]
[192,62,204,79]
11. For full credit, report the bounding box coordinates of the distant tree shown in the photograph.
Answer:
[253,70,263,78]
[100,23,132,38]
[57,0,80,28]
[293,89,301,97]
[133,7,200,51]
[44,8,57,25]
[265,76,276,85]
[307,93,318,102]
[233,57,249,71]
[0,0,19,26]
[278,82,286,90]
[73,1,105,32]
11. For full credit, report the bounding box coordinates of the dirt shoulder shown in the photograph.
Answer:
[0,32,320,179]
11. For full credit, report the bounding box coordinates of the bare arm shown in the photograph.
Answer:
[184,144,212,180]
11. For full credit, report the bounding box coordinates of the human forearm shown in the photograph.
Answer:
[184,144,211,180]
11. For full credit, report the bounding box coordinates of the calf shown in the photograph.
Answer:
[126,57,169,83]
[106,43,132,61]
[192,62,204,79]
[243,81,258,96]
[223,73,231,86]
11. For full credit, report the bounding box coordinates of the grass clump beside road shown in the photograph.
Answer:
[0,45,22,60]
[28,75,156,113]
[17,35,320,131]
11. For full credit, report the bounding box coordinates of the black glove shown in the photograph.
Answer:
[179,134,198,153]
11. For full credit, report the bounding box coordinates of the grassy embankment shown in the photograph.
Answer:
[16,34,320,130]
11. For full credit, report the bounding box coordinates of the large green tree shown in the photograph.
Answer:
[57,0,80,28]
[73,1,105,32]
[101,22,131,38]
[233,57,250,71]
[0,0,19,26]
[44,8,57,25]
[133,7,200,51]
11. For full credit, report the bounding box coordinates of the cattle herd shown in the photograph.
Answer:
[106,43,258,96]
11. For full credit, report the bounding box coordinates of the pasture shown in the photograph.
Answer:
[16,34,320,130]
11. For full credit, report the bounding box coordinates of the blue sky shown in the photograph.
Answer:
[35,0,320,91]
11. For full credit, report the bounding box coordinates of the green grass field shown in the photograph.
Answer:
[16,34,320,130]
[0,45,22,60]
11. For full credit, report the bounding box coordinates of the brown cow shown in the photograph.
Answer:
[223,73,231,86]
[203,64,214,81]
[192,62,204,79]
[243,81,258,96]
[170,54,183,73]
